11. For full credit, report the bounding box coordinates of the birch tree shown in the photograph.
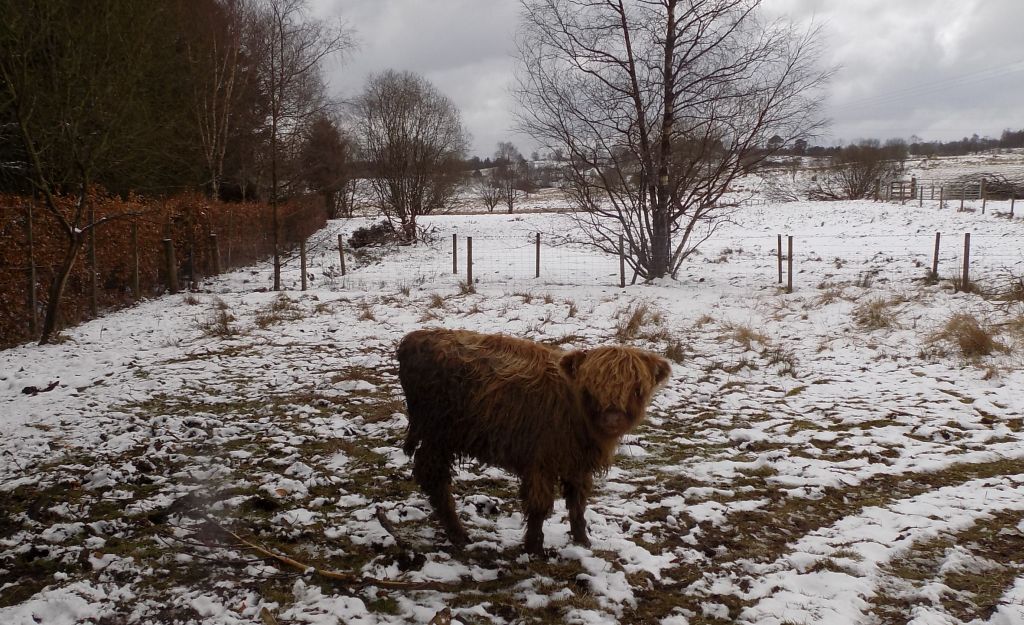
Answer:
[515,0,830,279]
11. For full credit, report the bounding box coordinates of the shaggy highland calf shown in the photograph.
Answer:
[397,328,670,555]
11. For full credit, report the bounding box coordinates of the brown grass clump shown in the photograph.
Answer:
[615,302,663,341]
[664,339,686,363]
[723,322,768,350]
[933,314,1004,358]
[427,293,446,309]
[358,303,376,322]
[255,294,303,328]
[852,297,898,330]
[200,299,241,338]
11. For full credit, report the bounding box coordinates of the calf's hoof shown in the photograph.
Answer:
[524,537,545,557]
[445,528,470,549]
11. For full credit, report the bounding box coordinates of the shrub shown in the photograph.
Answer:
[348,220,396,249]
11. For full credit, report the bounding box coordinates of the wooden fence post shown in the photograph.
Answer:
[960,187,965,211]
[209,233,221,274]
[25,200,37,335]
[337,234,346,276]
[131,220,140,298]
[452,233,457,274]
[619,235,626,288]
[919,187,924,207]
[535,233,541,278]
[931,232,940,280]
[227,206,233,268]
[466,236,473,286]
[163,238,178,294]
[961,233,971,292]
[777,234,783,283]
[88,206,98,317]
[300,240,307,291]
[939,186,944,208]
[787,235,793,294]
[874,178,881,201]
[1012,195,1016,218]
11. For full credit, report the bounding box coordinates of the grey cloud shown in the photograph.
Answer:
[315,0,1024,154]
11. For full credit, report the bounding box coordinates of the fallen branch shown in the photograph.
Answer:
[209,520,457,592]
[375,506,409,551]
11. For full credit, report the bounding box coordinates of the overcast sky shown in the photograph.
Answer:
[312,0,1024,156]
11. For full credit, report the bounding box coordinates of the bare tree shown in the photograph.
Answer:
[494,141,529,213]
[515,0,830,279]
[252,0,353,289]
[474,175,503,212]
[355,70,469,242]
[182,0,253,200]
[806,141,905,200]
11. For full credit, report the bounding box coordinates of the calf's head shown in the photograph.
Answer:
[559,346,671,438]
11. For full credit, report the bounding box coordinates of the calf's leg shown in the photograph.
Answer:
[562,475,593,547]
[412,450,468,547]
[520,471,555,555]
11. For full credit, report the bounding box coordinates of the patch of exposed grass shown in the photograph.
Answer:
[872,509,1024,624]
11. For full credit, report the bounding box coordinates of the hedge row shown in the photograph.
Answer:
[0,191,325,348]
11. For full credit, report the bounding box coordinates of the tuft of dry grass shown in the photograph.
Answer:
[664,339,686,363]
[852,297,899,330]
[459,281,476,295]
[932,314,1005,358]
[256,294,303,328]
[616,302,659,341]
[427,293,446,309]
[764,345,798,377]
[723,322,768,351]
[693,314,715,328]
[565,299,579,318]
[514,291,534,304]
[358,303,376,322]
[200,299,241,337]
[183,294,201,306]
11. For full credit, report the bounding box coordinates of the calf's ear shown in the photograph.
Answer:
[559,350,587,379]
[652,358,671,384]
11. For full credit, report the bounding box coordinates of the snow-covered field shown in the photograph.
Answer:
[2,199,1023,624]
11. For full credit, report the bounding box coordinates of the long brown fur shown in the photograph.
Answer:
[396,328,670,555]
